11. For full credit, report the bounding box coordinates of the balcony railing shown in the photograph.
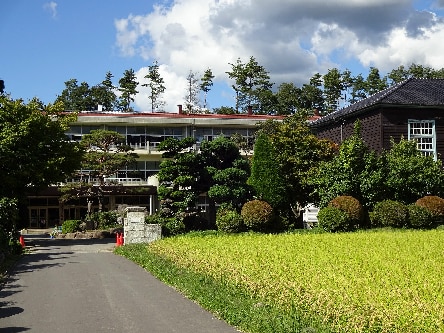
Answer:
[59,177,149,186]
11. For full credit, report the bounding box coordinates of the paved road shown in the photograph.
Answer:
[1,236,240,333]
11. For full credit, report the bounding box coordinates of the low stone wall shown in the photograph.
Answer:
[123,206,161,244]
[56,229,121,239]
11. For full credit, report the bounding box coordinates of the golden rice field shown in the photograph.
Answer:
[146,230,444,333]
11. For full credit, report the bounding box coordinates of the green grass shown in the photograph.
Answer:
[115,229,444,333]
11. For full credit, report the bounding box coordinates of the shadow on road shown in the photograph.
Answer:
[0,235,116,333]
[0,328,30,332]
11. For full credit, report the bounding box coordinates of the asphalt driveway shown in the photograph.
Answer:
[0,236,240,333]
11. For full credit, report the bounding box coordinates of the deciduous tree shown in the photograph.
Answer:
[256,114,336,223]
[184,70,201,113]
[0,96,83,200]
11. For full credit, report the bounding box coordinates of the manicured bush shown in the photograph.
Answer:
[328,195,364,227]
[370,200,408,228]
[91,211,120,230]
[407,204,434,229]
[61,219,82,234]
[415,195,444,224]
[241,200,273,232]
[317,206,353,232]
[216,205,244,233]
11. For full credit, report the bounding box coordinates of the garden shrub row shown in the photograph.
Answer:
[318,195,444,232]
[216,199,274,233]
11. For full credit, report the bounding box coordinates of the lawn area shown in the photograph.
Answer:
[115,229,444,333]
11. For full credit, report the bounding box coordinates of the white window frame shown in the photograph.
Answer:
[408,119,436,160]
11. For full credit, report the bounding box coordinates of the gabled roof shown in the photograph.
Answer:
[310,78,444,127]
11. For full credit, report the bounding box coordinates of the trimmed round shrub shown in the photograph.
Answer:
[370,200,408,228]
[407,204,434,229]
[241,200,273,232]
[317,206,352,232]
[415,195,444,223]
[328,195,364,227]
[61,219,82,234]
[216,206,244,233]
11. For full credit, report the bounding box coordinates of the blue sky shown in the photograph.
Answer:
[2,0,444,112]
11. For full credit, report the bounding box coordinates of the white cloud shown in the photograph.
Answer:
[114,0,444,112]
[43,2,57,19]
[357,21,444,71]
[135,64,186,112]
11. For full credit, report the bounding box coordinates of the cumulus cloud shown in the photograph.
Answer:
[134,64,186,113]
[114,0,444,112]
[43,2,57,19]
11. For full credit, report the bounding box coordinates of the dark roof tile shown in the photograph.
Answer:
[310,78,444,126]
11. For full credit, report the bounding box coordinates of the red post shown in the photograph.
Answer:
[19,235,25,248]
[116,233,121,246]
[119,233,124,246]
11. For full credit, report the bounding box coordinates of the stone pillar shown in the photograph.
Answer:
[123,206,161,244]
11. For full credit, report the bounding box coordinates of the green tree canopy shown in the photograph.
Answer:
[383,138,444,203]
[227,56,274,114]
[248,132,286,208]
[91,71,117,111]
[256,114,336,220]
[309,121,373,208]
[0,96,83,199]
[157,137,203,214]
[201,136,252,208]
[309,122,444,210]
[56,79,95,111]
[118,69,139,111]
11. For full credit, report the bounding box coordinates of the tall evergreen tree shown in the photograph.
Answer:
[91,71,117,111]
[248,132,285,209]
[226,56,273,114]
[275,82,301,115]
[300,73,324,113]
[56,79,94,111]
[200,68,214,110]
[323,68,343,113]
[365,67,388,96]
[118,69,139,112]
[142,61,166,112]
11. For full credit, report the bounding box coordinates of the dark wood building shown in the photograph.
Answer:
[309,78,444,162]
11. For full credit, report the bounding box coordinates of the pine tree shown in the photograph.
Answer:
[142,61,166,112]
